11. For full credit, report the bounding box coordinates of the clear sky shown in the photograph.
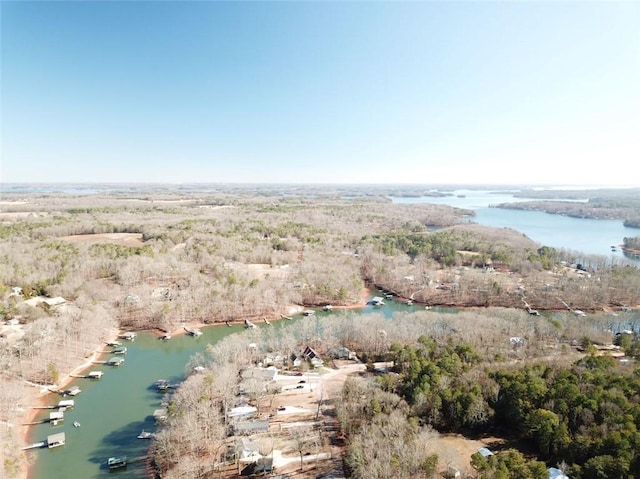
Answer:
[1,1,639,186]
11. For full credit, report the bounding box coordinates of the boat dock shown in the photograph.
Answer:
[58,399,75,409]
[49,411,64,425]
[20,432,66,451]
[64,386,81,396]
[184,327,203,337]
[107,357,125,366]
[47,432,66,448]
[21,441,46,451]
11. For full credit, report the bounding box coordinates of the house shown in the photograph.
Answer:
[240,367,278,382]
[43,297,66,309]
[228,405,258,419]
[478,447,494,457]
[303,346,324,367]
[290,354,302,368]
[548,467,570,479]
[234,419,269,435]
[254,457,274,473]
[328,346,357,360]
[237,437,260,461]
[262,353,286,367]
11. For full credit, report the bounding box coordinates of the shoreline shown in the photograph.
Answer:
[16,287,636,479]
[17,292,370,479]
[19,326,121,479]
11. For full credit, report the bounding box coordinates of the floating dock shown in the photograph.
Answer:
[58,399,75,410]
[184,327,203,337]
[64,385,81,396]
[49,411,64,425]
[107,357,125,366]
[47,432,66,448]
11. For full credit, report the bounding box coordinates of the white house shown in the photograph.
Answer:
[548,467,570,479]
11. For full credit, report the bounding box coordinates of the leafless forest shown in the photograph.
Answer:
[1,186,639,478]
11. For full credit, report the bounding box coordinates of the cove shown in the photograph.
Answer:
[390,191,640,263]
[26,324,244,478]
[25,293,433,479]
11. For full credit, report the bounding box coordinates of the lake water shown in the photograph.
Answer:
[26,188,640,478]
[26,326,244,479]
[391,189,640,263]
[26,292,640,478]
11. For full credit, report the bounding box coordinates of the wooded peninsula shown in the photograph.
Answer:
[1,185,639,479]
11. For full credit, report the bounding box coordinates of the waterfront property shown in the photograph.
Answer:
[118,332,136,341]
[47,433,65,449]
[153,408,168,422]
[49,411,64,425]
[370,296,385,306]
[107,357,125,366]
[57,399,74,409]
[64,386,81,396]
[184,327,203,337]
[87,371,103,379]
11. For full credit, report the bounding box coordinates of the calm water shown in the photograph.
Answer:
[26,295,640,478]
[26,189,640,478]
[27,326,244,479]
[391,190,640,263]
[25,296,447,479]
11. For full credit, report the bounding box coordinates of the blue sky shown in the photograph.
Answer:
[1,1,639,185]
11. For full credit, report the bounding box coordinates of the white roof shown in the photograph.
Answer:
[228,405,257,418]
[548,468,570,479]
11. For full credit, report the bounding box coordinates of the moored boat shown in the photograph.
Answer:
[107,456,127,469]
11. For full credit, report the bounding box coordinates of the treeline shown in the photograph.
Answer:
[2,191,640,478]
[623,236,640,251]
[382,339,640,479]
[494,194,640,226]
[149,308,639,478]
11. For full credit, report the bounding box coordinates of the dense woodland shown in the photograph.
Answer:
[494,187,640,228]
[1,186,640,478]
